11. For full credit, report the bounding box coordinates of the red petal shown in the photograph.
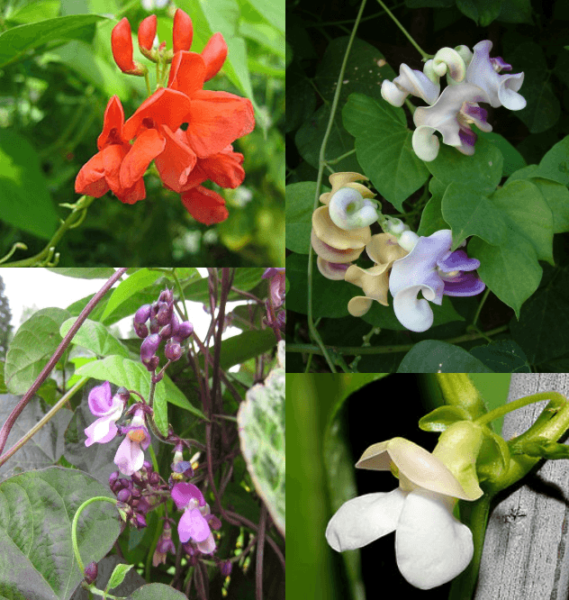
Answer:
[111,18,136,73]
[185,90,255,157]
[75,152,109,197]
[201,33,227,81]
[123,88,192,140]
[168,51,206,97]
[154,125,197,192]
[173,9,193,53]
[182,146,244,190]
[97,96,127,150]
[138,15,157,51]
[119,128,165,189]
[115,178,146,204]
[180,186,229,224]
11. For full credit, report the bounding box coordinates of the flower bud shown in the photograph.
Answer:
[141,333,161,362]
[159,289,174,304]
[117,488,131,503]
[148,317,160,334]
[116,387,130,402]
[173,9,193,53]
[109,470,120,490]
[170,312,180,337]
[143,356,160,372]
[111,18,146,76]
[155,302,173,326]
[159,323,172,339]
[84,561,98,585]
[134,322,148,338]
[134,304,152,324]
[220,561,232,577]
[177,321,194,339]
[201,33,228,81]
[398,231,420,252]
[138,15,156,51]
[165,339,182,361]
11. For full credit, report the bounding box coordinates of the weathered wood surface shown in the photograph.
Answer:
[475,374,569,599]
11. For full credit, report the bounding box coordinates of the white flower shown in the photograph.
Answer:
[381,64,440,107]
[326,437,481,590]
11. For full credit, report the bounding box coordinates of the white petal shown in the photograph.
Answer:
[412,126,440,162]
[392,285,436,332]
[396,489,473,590]
[381,80,408,107]
[326,489,406,552]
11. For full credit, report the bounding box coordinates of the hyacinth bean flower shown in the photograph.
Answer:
[345,233,408,317]
[84,381,126,447]
[114,409,151,476]
[381,64,440,107]
[263,267,286,309]
[412,83,492,161]
[465,40,526,111]
[326,438,481,590]
[171,482,219,554]
[389,229,485,332]
[312,172,374,280]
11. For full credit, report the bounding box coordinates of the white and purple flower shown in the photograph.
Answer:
[84,382,126,447]
[389,229,485,332]
[171,482,220,554]
[114,408,151,476]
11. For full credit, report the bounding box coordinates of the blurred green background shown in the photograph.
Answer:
[287,373,512,600]
[0,0,284,266]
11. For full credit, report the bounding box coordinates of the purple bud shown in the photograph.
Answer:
[148,317,160,334]
[205,514,222,530]
[143,460,153,472]
[131,488,141,499]
[116,387,130,402]
[220,561,232,577]
[159,289,174,303]
[156,302,173,326]
[141,334,161,361]
[134,513,147,528]
[177,321,194,340]
[109,471,120,489]
[117,488,131,503]
[170,313,180,336]
[149,471,160,485]
[134,304,152,324]
[165,339,182,361]
[134,322,149,339]
[143,356,160,372]
[159,323,172,339]
[84,561,98,584]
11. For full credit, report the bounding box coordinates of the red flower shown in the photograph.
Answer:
[173,9,193,53]
[181,186,229,225]
[75,96,145,204]
[111,18,145,75]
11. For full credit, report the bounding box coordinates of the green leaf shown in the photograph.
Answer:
[498,0,533,23]
[424,138,504,194]
[237,366,285,535]
[469,231,542,317]
[397,340,493,372]
[418,406,472,432]
[0,14,107,68]
[47,268,117,279]
[417,177,449,236]
[107,563,134,591]
[286,182,318,254]
[343,93,429,211]
[442,182,507,249]
[244,0,285,34]
[5,307,71,394]
[470,339,532,373]
[475,129,526,176]
[491,179,554,265]
[532,135,569,186]
[0,129,58,239]
[5,0,61,24]
[217,329,277,370]
[0,467,120,600]
[60,318,129,358]
[456,0,504,25]
[75,356,207,421]
[100,270,164,322]
[127,583,189,600]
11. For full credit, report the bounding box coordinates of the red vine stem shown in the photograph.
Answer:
[0,267,128,459]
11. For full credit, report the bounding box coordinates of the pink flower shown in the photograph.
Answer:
[114,409,151,476]
[84,382,125,447]
[171,482,219,554]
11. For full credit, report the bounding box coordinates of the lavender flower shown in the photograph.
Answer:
[114,409,151,476]
[84,382,125,447]
[172,482,218,554]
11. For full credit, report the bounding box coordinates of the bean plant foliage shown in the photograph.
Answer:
[0,268,285,600]
[286,0,569,373]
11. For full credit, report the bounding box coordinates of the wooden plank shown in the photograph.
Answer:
[474,374,569,599]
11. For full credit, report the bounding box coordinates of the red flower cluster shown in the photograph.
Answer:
[75,9,255,225]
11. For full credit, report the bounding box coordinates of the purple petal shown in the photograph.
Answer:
[88,381,112,415]
[114,436,145,476]
[443,273,486,297]
[437,249,480,272]
[84,418,118,447]
[196,532,216,554]
[171,482,206,510]
[458,125,477,149]
[263,268,285,279]
[178,508,211,543]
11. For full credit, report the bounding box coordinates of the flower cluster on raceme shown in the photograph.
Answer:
[381,41,525,161]
[75,9,255,225]
[314,173,485,332]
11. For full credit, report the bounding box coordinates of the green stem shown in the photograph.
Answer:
[471,288,490,329]
[2,195,96,267]
[449,494,492,600]
[308,0,369,374]
[288,325,509,356]
[374,0,430,60]
[71,496,118,574]
[474,391,568,428]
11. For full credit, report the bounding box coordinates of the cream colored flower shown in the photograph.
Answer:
[345,233,408,316]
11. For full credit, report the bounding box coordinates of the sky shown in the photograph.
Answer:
[0,269,247,343]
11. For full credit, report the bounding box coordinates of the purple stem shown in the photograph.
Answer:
[256,505,267,600]
[0,267,128,459]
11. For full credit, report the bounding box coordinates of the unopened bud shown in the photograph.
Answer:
[141,333,161,362]
[165,339,182,361]
[177,321,194,339]
[84,561,98,585]
[173,9,193,53]
[134,304,152,324]
[138,15,156,51]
